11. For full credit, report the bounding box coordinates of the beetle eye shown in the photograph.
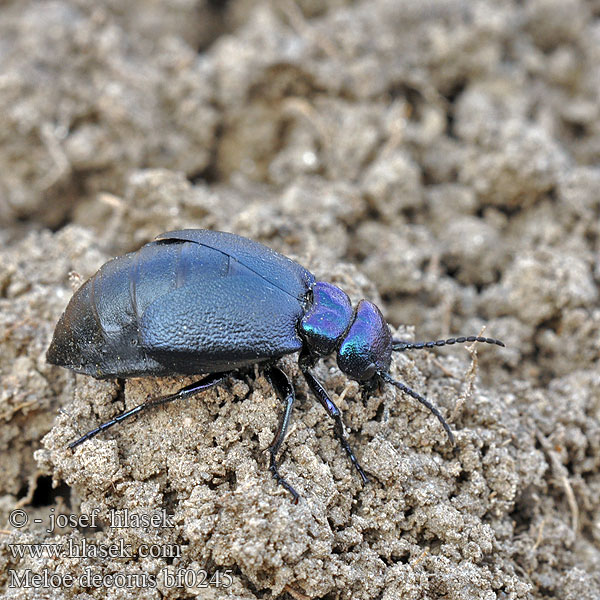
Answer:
[362,363,377,380]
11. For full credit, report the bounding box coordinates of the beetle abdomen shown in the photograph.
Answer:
[47,231,315,379]
[46,247,167,378]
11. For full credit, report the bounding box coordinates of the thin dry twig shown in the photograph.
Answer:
[336,381,353,406]
[1,399,37,422]
[14,471,42,509]
[531,517,547,551]
[412,547,429,566]
[432,357,456,379]
[38,122,71,190]
[536,432,579,533]
[283,583,311,600]
[449,327,485,422]
[279,0,339,58]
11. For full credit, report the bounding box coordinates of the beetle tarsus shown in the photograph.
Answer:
[269,456,300,504]
[67,372,229,449]
[265,365,300,503]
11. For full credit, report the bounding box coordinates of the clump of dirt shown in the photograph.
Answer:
[1,1,599,599]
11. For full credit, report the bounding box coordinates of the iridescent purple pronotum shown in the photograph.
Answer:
[47,229,504,502]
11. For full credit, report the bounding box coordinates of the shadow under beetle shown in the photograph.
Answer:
[47,229,503,502]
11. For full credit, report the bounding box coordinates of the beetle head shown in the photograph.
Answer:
[336,300,392,381]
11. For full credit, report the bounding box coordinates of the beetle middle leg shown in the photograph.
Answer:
[68,372,231,449]
[265,365,300,503]
[299,351,369,485]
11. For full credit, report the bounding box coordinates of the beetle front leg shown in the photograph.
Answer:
[299,352,369,485]
[68,372,231,449]
[265,365,300,503]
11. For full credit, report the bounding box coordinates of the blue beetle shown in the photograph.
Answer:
[47,229,503,502]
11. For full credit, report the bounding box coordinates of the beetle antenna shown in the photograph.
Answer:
[392,336,504,352]
[379,371,455,445]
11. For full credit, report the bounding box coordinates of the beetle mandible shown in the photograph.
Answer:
[47,229,504,502]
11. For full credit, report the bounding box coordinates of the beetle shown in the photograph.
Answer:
[47,229,503,502]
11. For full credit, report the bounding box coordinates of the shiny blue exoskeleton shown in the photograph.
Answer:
[47,229,504,502]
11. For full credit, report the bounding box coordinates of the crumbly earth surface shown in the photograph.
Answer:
[1,1,599,599]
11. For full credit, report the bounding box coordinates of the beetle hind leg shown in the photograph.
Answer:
[265,365,300,503]
[68,372,230,449]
